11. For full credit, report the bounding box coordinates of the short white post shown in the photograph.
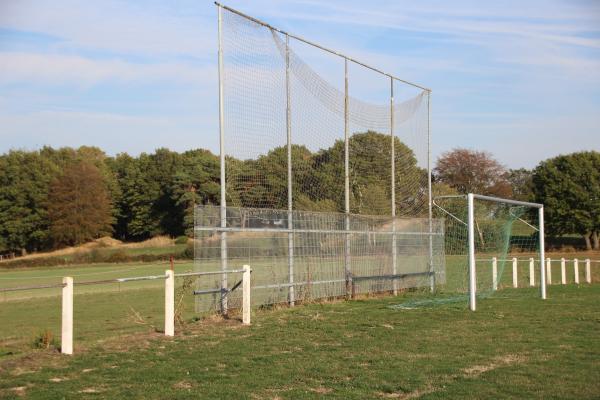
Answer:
[165,270,174,336]
[492,257,498,291]
[546,258,552,284]
[573,259,579,284]
[560,258,566,285]
[512,257,518,288]
[242,265,251,325]
[585,259,591,283]
[61,277,73,355]
[529,258,535,287]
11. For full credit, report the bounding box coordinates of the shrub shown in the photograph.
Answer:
[32,329,59,350]
[106,249,131,263]
[175,235,189,245]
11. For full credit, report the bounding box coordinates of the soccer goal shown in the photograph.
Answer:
[432,193,546,311]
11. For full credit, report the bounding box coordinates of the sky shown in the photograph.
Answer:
[0,0,599,169]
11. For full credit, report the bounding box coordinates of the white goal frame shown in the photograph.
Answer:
[467,193,546,311]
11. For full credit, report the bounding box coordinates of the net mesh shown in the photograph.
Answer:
[220,7,429,215]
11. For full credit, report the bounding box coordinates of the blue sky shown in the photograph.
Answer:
[0,0,599,169]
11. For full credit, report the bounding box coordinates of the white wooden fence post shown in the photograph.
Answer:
[529,258,535,287]
[560,258,566,285]
[512,257,518,288]
[242,265,251,325]
[61,277,73,355]
[492,257,498,291]
[573,259,579,284]
[165,270,174,337]
[585,259,591,283]
[546,258,552,285]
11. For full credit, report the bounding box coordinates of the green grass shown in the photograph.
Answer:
[1,285,599,399]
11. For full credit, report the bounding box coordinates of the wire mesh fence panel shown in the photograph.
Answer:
[194,205,444,311]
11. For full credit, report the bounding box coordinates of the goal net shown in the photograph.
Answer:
[392,194,545,309]
[194,4,441,312]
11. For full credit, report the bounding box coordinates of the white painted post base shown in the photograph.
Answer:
[242,265,251,325]
[512,257,518,288]
[585,259,591,283]
[574,259,579,284]
[61,277,73,355]
[492,257,498,291]
[529,258,535,287]
[546,258,552,285]
[165,270,174,336]
[560,258,566,285]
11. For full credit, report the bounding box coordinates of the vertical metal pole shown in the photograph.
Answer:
[344,58,351,297]
[467,193,476,311]
[286,34,294,306]
[390,77,397,296]
[539,207,546,299]
[217,5,228,314]
[427,92,434,292]
[574,259,579,284]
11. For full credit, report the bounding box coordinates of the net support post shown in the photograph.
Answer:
[585,259,591,283]
[574,259,579,284]
[165,270,175,337]
[61,276,73,355]
[285,33,294,307]
[539,207,547,299]
[529,258,535,287]
[492,257,498,291]
[427,92,434,293]
[390,76,397,296]
[467,193,476,311]
[512,257,518,288]
[343,57,351,298]
[560,258,566,285]
[242,265,251,325]
[217,4,228,315]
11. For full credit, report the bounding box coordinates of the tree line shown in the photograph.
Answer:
[434,148,600,250]
[0,133,598,254]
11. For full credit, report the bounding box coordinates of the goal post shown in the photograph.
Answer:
[467,193,546,311]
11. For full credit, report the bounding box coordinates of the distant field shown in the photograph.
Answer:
[0,285,599,399]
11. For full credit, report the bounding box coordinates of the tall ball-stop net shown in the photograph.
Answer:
[194,4,441,312]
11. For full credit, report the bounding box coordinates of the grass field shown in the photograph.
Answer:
[0,284,599,399]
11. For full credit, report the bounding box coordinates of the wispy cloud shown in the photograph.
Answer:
[0,52,215,86]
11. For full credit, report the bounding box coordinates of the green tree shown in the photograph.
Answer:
[533,151,600,250]
[171,149,220,236]
[0,151,60,253]
[507,168,534,202]
[314,131,425,215]
[47,161,114,246]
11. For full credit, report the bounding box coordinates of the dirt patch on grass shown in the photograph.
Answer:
[462,354,526,377]
[376,385,436,399]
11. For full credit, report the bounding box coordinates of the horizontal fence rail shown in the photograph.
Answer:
[194,226,442,236]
